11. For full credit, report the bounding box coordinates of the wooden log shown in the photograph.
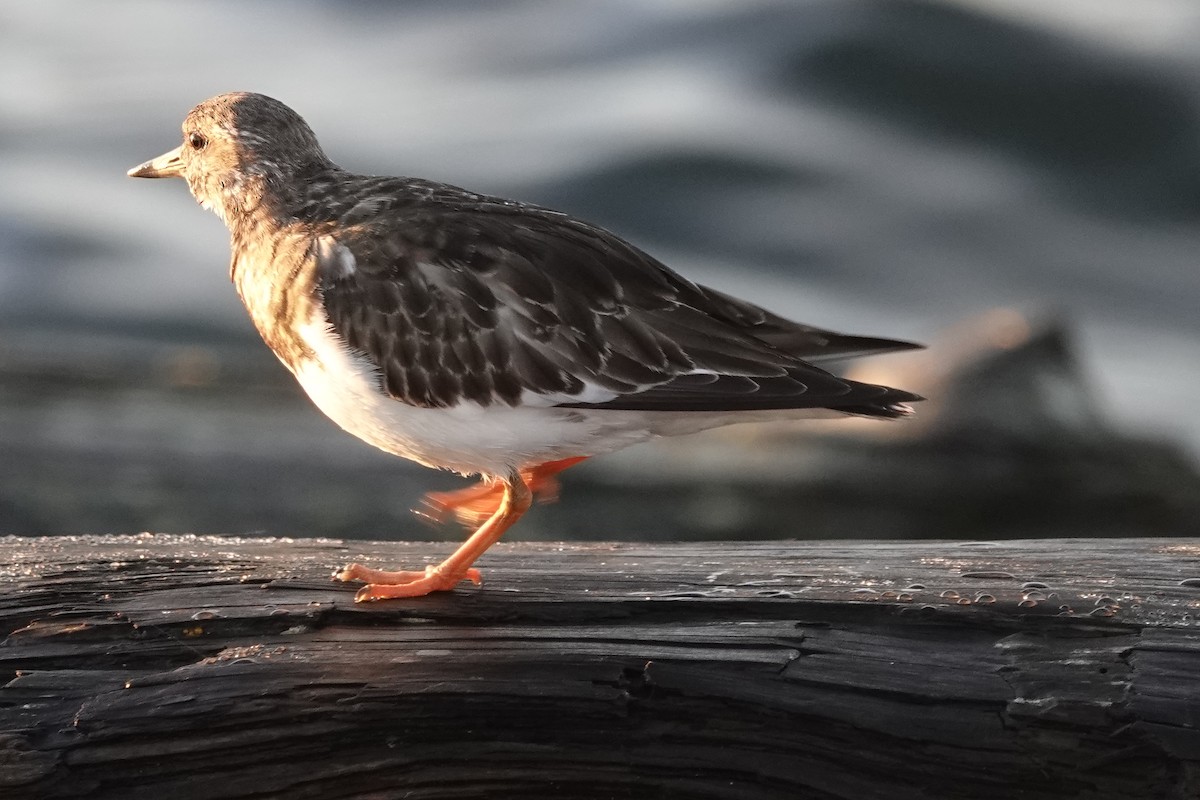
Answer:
[1,535,1199,799]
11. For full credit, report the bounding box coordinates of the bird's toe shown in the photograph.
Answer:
[337,563,483,601]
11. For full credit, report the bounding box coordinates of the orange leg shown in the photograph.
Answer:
[418,456,587,528]
[335,470,533,601]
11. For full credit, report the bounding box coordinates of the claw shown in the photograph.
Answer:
[335,562,483,601]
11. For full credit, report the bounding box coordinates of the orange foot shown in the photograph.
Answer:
[336,470,533,602]
[417,456,587,528]
[334,563,482,601]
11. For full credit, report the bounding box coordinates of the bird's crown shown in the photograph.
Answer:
[130,92,335,225]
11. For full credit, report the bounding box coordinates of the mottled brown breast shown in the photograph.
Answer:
[230,222,322,373]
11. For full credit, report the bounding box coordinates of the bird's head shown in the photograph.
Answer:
[128,92,333,225]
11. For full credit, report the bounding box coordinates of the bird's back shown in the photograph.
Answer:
[239,173,917,417]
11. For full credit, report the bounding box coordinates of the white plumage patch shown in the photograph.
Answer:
[315,236,356,278]
[519,381,620,408]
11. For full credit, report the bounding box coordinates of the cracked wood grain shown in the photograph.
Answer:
[1,535,1199,799]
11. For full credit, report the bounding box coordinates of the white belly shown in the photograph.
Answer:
[291,316,660,476]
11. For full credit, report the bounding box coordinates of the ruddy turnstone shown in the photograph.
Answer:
[129,92,922,601]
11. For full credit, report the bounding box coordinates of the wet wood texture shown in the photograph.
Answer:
[2,535,1199,799]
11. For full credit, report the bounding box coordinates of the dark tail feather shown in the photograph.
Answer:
[765,332,924,362]
[831,388,924,419]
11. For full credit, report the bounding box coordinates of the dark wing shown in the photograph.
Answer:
[313,188,921,416]
[695,286,922,362]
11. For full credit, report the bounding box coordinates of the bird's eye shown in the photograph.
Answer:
[188,132,208,150]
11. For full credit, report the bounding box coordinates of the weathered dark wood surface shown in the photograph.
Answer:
[2,535,1199,799]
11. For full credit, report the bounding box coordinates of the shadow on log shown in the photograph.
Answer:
[2,535,1199,799]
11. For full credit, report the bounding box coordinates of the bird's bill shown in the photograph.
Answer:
[127,145,184,179]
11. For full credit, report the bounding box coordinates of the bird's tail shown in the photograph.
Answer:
[830,386,924,419]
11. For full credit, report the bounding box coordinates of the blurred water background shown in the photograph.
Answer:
[2,0,1200,541]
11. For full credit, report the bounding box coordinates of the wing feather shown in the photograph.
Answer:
[311,182,921,416]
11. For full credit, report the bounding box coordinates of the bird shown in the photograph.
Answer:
[128,92,922,602]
